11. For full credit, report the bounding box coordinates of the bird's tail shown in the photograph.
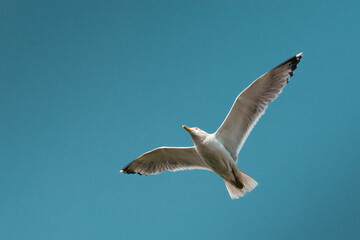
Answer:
[224,170,258,199]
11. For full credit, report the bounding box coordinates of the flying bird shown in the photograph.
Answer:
[121,53,303,199]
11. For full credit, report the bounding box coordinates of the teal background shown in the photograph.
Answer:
[1,1,359,239]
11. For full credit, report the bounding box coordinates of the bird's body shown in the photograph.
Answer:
[192,133,233,180]
[181,127,258,198]
[121,53,303,199]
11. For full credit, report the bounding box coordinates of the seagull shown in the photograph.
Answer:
[121,53,303,199]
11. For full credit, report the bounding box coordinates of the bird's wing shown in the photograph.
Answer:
[215,53,303,162]
[120,147,210,175]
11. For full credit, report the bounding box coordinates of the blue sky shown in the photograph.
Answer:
[1,1,360,239]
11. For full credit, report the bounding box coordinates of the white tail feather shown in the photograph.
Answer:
[224,170,258,199]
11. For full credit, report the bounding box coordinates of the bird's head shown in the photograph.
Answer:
[182,125,208,142]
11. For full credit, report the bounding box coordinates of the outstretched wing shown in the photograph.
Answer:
[120,147,210,175]
[215,53,303,162]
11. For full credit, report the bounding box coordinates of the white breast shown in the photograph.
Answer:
[194,134,234,178]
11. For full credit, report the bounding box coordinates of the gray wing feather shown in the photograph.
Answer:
[121,147,210,175]
[215,53,303,162]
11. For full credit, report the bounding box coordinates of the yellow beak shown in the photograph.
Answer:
[182,125,191,131]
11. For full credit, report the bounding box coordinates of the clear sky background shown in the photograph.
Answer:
[1,1,359,239]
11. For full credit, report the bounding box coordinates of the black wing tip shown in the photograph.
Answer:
[291,52,303,69]
[278,52,303,68]
[120,167,147,176]
[120,166,136,174]
[279,52,303,79]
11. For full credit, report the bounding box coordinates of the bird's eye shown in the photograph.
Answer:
[195,128,199,130]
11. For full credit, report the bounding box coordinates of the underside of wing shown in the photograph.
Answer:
[215,53,303,161]
[120,147,210,175]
